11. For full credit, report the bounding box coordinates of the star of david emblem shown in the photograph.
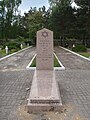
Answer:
[42,31,48,38]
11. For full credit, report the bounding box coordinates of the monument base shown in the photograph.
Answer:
[27,70,62,113]
[27,103,62,113]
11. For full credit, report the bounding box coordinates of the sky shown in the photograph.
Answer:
[19,0,78,16]
[19,0,50,15]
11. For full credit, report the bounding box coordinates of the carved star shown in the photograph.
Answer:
[42,31,48,38]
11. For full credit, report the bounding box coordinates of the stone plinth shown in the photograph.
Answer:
[27,70,62,113]
[27,28,62,113]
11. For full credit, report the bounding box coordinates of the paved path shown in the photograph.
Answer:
[55,47,90,119]
[0,47,36,71]
[55,47,90,70]
[0,46,90,120]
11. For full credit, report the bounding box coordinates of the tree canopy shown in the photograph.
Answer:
[0,0,90,47]
[0,0,21,40]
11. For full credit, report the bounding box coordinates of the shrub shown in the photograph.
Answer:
[5,41,20,50]
[72,45,87,52]
[0,45,3,49]
[17,36,25,43]
[10,49,17,53]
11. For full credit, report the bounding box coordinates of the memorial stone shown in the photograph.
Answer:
[27,28,62,113]
[36,28,53,70]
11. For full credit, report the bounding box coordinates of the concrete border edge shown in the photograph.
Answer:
[26,53,65,70]
[0,46,32,61]
[26,54,36,70]
[54,53,65,70]
[60,46,90,61]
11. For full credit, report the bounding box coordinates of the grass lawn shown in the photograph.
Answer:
[79,52,90,58]
[0,49,6,58]
[0,49,16,58]
[30,55,61,67]
[0,46,27,58]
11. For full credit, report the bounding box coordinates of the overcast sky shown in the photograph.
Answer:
[19,0,50,15]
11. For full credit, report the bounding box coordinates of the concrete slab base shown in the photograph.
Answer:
[27,70,62,113]
[27,103,62,113]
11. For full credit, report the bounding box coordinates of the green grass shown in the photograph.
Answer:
[79,52,90,58]
[31,56,36,67]
[54,55,61,67]
[0,46,27,58]
[30,54,61,67]
[0,49,6,57]
[0,49,17,58]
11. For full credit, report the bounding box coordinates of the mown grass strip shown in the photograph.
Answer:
[30,54,61,67]
[79,52,90,58]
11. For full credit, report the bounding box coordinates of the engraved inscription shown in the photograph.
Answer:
[36,28,53,70]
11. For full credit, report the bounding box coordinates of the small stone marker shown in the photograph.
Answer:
[5,46,8,54]
[73,44,75,48]
[20,44,23,49]
[27,28,62,113]
[27,43,29,46]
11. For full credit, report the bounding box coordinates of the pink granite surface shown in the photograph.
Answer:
[27,28,62,113]
[36,28,53,70]
[27,70,62,112]
[28,70,61,103]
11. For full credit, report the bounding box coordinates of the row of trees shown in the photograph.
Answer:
[49,0,90,46]
[0,0,21,44]
[0,0,90,46]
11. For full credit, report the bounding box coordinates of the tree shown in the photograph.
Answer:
[75,0,90,44]
[18,14,29,38]
[49,0,71,7]
[5,0,22,38]
[25,7,50,40]
[49,0,75,39]
[27,10,43,40]
[0,0,22,40]
[0,0,5,39]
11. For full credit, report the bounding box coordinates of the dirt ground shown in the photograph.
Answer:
[16,104,87,120]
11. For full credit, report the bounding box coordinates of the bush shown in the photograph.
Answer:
[5,41,21,50]
[0,45,3,49]
[17,36,25,43]
[10,49,17,53]
[72,45,87,52]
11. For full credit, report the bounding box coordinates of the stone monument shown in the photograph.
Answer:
[27,28,62,113]
[36,28,53,70]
